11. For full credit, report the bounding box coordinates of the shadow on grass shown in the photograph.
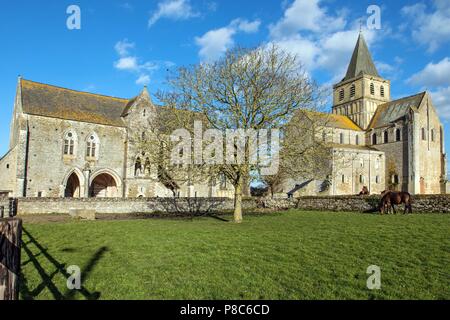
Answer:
[19,227,107,300]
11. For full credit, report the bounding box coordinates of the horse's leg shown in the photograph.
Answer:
[392,204,396,214]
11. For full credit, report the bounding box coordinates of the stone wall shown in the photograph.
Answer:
[14,194,450,216]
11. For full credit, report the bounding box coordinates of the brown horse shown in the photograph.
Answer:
[379,191,413,214]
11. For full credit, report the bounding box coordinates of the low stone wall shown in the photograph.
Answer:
[16,197,256,216]
[15,194,450,216]
[259,195,450,213]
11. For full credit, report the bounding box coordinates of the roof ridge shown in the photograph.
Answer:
[378,91,426,107]
[21,78,130,102]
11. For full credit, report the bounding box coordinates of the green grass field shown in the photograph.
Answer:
[19,211,450,300]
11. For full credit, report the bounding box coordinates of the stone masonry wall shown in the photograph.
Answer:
[14,194,450,216]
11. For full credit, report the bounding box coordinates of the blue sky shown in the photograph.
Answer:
[0,0,449,172]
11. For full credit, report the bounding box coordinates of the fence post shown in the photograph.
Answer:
[8,198,18,217]
[0,217,23,300]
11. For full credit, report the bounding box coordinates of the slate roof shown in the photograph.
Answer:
[368,92,426,129]
[20,79,129,127]
[342,33,380,82]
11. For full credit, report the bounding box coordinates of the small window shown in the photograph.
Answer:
[355,135,360,145]
[339,133,344,144]
[395,129,401,142]
[341,175,345,183]
[135,157,142,176]
[392,174,399,184]
[376,176,380,184]
[431,129,435,142]
[322,131,327,142]
[6,164,9,169]
[143,109,146,117]
[37,191,43,198]
[359,175,364,183]
[64,131,76,156]
[384,131,389,143]
[220,173,227,189]
[372,133,377,145]
[86,134,99,158]
[380,85,385,97]
[339,89,344,101]
[421,128,426,141]
[350,84,356,97]
[370,83,375,95]
[360,159,364,168]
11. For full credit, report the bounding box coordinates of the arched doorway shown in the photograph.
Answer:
[65,173,81,198]
[90,173,118,198]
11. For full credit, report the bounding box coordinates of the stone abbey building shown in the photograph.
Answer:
[0,34,447,198]
[284,33,447,196]
[0,79,234,198]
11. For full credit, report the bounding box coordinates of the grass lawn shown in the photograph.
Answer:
[19,210,450,300]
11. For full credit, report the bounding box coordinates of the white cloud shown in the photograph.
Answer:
[401,0,450,52]
[233,18,261,33]
[115,39,135,56]
[408,57,450,87]
[113,39,175,86]
[270,35,319,71]
[269,0,346,39]
[430,86,450,121]
[195,18,261,61]
[114,57,139,71]
[149,0,199,27]
[136,74,151,86]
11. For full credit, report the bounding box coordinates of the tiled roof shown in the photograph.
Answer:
[368,92,426,129]
[20,79,129,127]
[328,114,363,131]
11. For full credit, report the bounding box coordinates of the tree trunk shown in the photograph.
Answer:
[0,217,22,300]
[233,176,243,223]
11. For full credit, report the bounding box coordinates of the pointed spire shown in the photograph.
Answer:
[139,85,151,100]
[343,33,380,82]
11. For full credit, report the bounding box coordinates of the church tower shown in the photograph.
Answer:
[332,33,390,129]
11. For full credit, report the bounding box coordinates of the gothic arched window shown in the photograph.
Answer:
[86,133,99,158]
[384,131,389,143]
[63,131,77,156]
[370,83,375,95]
[339,132,344,144]
[350,84,356,97]
[135,157,142,176]
[355,135,360,145]
[380,85,385,97]
[144,157,151,175]
[421,128,426,141]
[431,129,435,142]
[372,133,377,145]
[339,89,344,101]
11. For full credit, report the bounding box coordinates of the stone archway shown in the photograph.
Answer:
[64,172,81,198]
[62,168,85,198]
[89,172,120,198]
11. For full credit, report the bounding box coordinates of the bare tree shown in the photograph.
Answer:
[157,45,326,222]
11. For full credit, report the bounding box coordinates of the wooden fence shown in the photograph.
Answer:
[0,198,21,300]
